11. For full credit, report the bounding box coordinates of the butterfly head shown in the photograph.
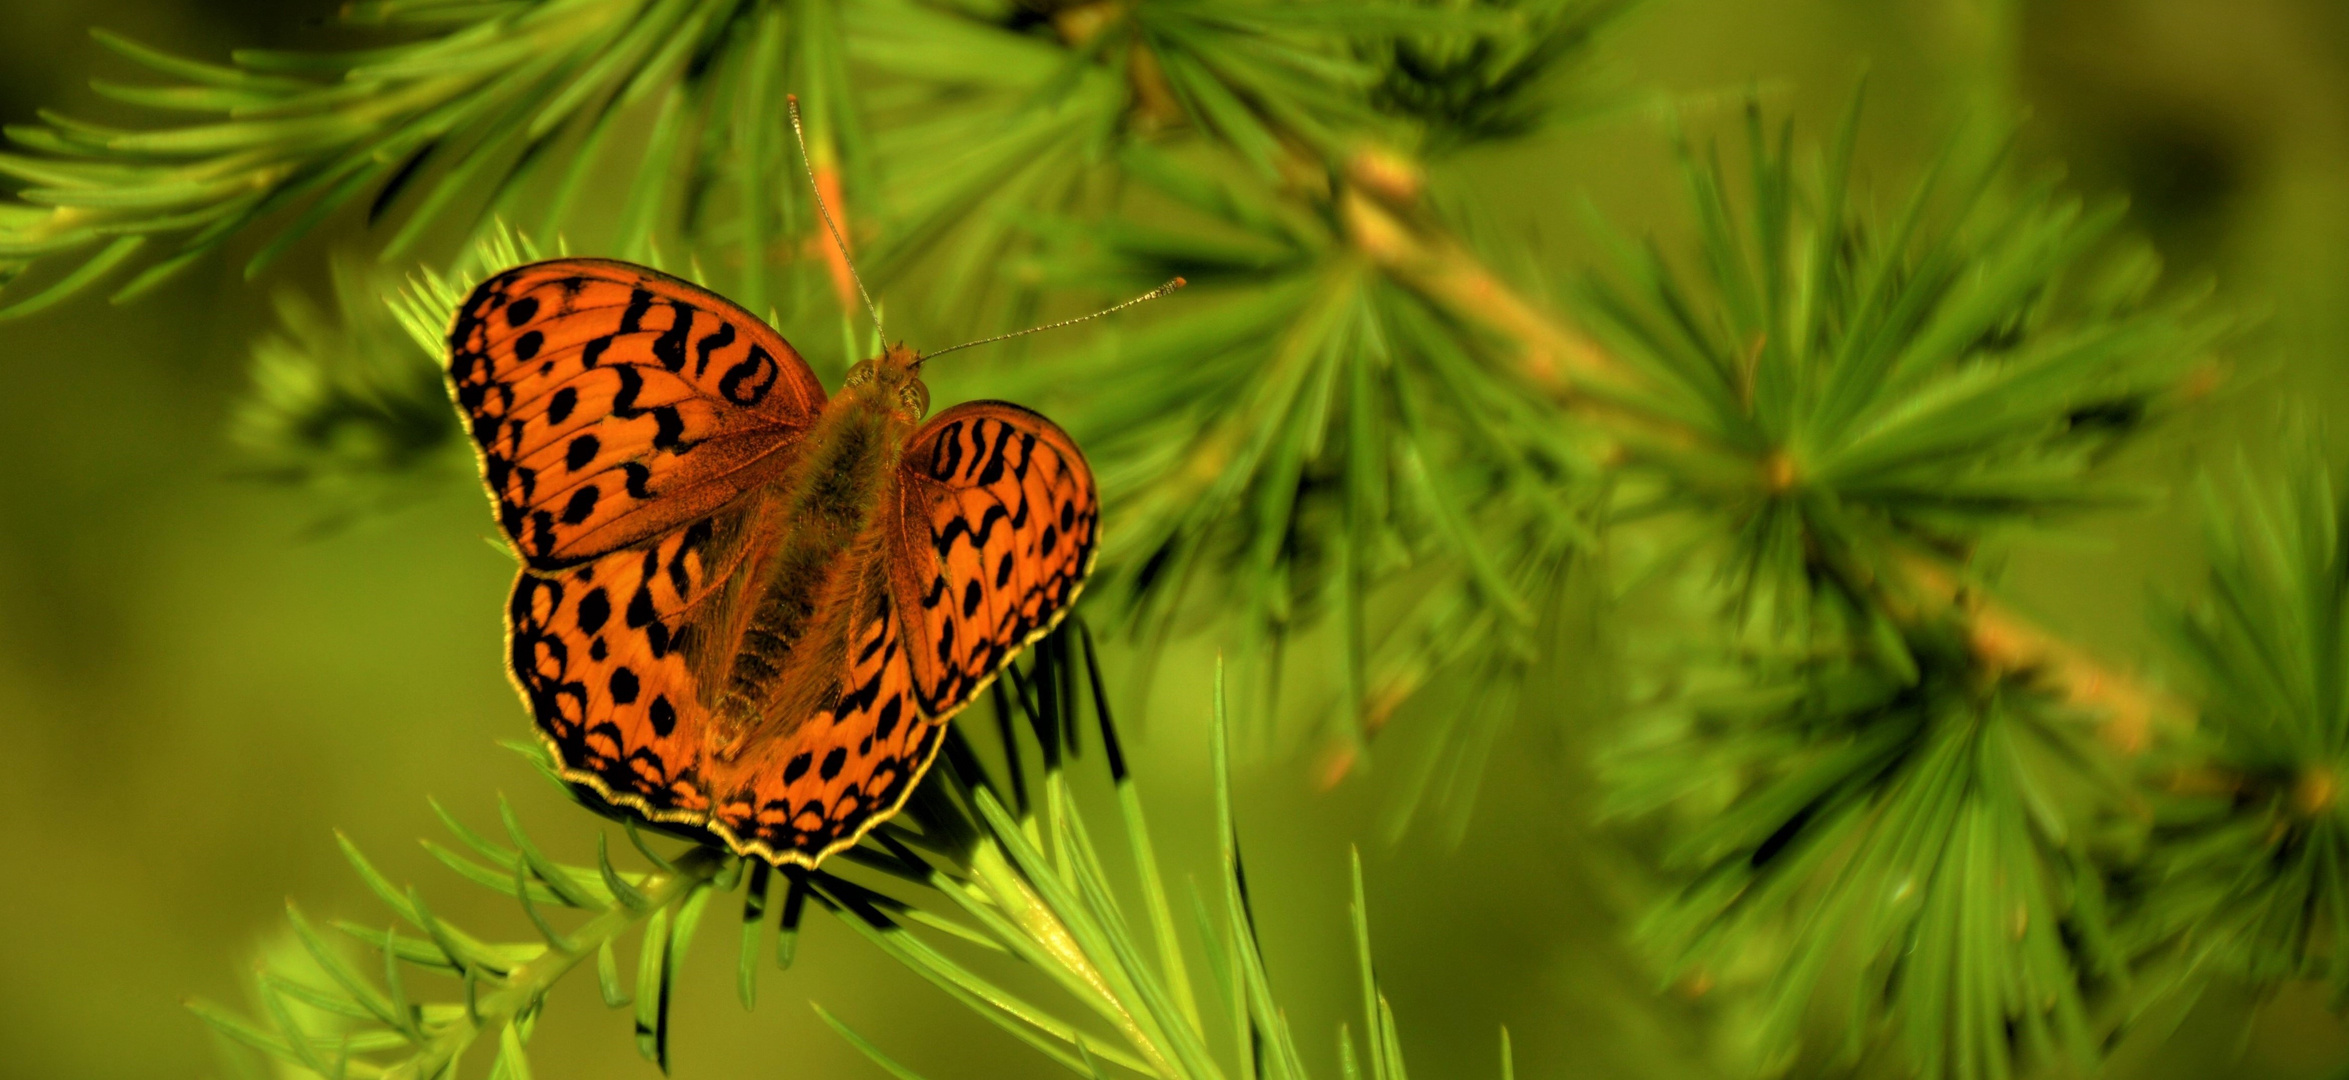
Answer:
[841,342,930,421]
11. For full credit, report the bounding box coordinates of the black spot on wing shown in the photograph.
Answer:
[577,587,611,634]
[927,421,966,480]
[650,406,687,450]
[719,344,779,406]
[692,320,735,377]
[652,300,694,372]
[976,421,1015,485]
[1011,432,1036,479]
[560,485,599,525]
[972,503,1008,547]
[666,519,710,596]
[548,387,578,424]
[609,365,645,414]
[618,287,655,334]
[566,434,599,471]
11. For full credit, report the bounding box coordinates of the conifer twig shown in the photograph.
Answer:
[1338,146,2189,753]
[1894,551,2183,752]
[1338,181,1621,392]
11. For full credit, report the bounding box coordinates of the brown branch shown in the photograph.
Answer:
[1338,179,1723,468]
[1335,149,2193,751]
[1895,554,2187,752]
[1337,176,1620,392]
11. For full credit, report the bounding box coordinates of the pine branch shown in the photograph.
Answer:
[1536,98,2214,1078]
[1382,138,2192,739]
[0,0,870,320]
[2129,426,2349,1000]
[1335,97,2210,753]
[1896,553,2189,754]
[194,800,731,1079]
[1606,626,2134,1079]
[1340,165,1625,395]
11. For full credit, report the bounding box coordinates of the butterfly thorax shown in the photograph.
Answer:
[704,346,930,763]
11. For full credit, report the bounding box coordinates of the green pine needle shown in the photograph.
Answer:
[0,0,862,319]
[2135,428,2349,1000]
[1607,626,2129,1079]
[1577,96,2220,657]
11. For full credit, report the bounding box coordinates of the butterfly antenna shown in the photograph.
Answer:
[787,93,885,340]
[920,277,1187,361]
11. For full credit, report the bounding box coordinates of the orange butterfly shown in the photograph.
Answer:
[445,257,1122,867]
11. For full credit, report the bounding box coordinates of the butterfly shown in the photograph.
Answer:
[445,257,1104,868]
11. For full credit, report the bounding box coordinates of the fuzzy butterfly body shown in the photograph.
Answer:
[448,258,1098,867]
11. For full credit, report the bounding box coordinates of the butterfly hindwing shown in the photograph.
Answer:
[889,401,1101,716]
[506,507,754,823]
[448,258,827,570]
[709,563,940,866]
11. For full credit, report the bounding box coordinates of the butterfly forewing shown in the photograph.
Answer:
[890,402,1101,716]
[448,259,827,569]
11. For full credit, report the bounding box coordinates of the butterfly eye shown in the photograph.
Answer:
[899,381,930,418]
[843,361,875,387]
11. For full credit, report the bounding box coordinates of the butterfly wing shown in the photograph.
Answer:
[447,258,827,570]
[707,560,936,867]
[455,257,823,825]
[506,508,758,823]
[888,401,1101,716]
[701,401,1100,868]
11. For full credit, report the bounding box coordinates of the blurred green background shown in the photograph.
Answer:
[4,1,2349,1077]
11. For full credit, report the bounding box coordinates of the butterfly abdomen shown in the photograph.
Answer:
[715,390,910,750]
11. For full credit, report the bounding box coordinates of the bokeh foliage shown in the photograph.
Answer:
[2,0,2345,1078]
[2129,432,2349,1005]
